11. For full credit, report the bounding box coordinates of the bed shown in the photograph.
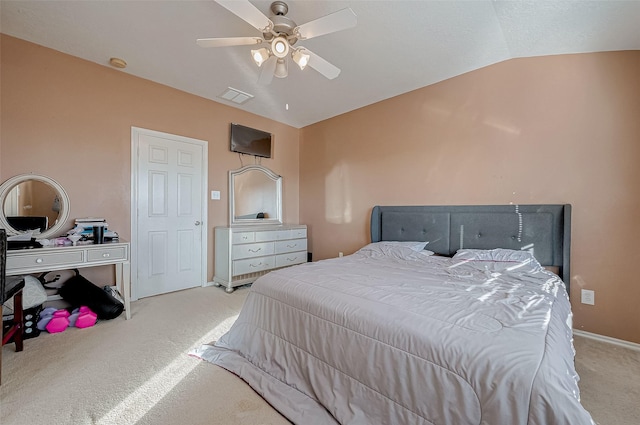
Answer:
[194,204,594,425]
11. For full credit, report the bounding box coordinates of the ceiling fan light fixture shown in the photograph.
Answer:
[251,47,270,66]
[274,58,288,78]
[292,49,310,70]
[271,36,289,58]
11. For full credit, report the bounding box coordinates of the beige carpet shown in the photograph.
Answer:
[1,286,289,425]
[1,285,639,425]
[574,335,640,425]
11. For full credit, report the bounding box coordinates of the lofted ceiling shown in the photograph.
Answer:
[1,1,639,129]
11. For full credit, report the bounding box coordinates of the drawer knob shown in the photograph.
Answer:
[248,248,262,253]
[250,262,262,268]
[103,253,110,258]
[287,244,297,248]
[35,258,43,264]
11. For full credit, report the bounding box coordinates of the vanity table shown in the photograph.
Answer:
[5,242,131,320]
[0,173,132,319]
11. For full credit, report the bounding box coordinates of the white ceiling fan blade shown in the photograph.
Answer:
[295,8,357,40]
[215,0,273,32]
[258,56,277,85]
[304,49,341,80]
[196,37,262,48]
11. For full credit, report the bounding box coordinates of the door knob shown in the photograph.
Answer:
[195,221,201,226]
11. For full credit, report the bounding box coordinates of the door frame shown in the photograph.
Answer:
[130,126,208,301]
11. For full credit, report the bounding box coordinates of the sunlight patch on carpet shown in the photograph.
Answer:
[97,314,239,425]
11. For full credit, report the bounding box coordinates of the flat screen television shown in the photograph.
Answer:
[230,123,272,158]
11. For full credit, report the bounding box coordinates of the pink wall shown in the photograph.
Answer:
[3,34,639,344]
[300,51,640,344]
[0,35,300,285]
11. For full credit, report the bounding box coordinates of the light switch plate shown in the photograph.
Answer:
[211,190,221,200]
[581,289,595,305]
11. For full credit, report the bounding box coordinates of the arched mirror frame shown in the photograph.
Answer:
[229,165,282,226]
[0,173,70,239]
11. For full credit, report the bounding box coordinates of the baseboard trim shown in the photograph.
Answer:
[573,329,640,352]
[203,280,216,288]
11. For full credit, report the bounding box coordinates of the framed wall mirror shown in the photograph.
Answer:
[229,165,282,226]
[0,173,70,239]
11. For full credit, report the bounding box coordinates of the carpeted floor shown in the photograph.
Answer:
[574,334,640,425]
[1,285,639,425]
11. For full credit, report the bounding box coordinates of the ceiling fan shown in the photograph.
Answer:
[197,0,357,84]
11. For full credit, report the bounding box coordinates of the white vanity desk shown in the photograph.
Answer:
[0,173,132,319]
[5,241,131,320]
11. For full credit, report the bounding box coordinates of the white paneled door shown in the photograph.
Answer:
[132,128,207,299]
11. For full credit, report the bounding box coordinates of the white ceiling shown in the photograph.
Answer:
[2,1,639,128]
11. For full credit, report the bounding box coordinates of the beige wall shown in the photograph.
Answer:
[3,34,639,344]
[300,51,640,344]
[0,35,300,284]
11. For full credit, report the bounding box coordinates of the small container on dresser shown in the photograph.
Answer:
[214,224,308,293]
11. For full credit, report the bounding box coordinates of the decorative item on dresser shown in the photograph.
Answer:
[214,225,307,293]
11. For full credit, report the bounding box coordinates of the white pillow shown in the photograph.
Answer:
[375,241,429,252]
[357,242,434,260]
[453,248,541,267]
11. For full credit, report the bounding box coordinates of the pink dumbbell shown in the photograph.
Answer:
[45,309,70,333]
[74,306,97,329]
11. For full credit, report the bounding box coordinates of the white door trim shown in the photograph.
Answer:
[130,126,208,300]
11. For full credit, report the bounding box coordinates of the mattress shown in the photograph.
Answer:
[194,243,594,425]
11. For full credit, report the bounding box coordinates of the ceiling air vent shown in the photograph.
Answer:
[219,87,254,104]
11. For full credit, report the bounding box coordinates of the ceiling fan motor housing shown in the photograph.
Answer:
[263,1,298,45]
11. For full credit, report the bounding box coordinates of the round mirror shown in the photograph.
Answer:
[0,173,70,239]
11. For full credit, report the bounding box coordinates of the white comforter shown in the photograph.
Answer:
[194,244,594,425]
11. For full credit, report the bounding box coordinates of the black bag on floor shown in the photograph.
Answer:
[58,269,124,320]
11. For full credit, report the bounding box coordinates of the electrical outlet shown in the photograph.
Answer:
[581,289,595,305]
[338,252,344,257]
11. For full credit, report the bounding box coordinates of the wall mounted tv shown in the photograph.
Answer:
[230,123,272,158]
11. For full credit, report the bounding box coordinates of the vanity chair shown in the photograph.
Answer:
[1,228,26,385]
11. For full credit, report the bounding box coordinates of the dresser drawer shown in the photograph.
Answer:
[87,246,128,263]
[8,250,84,270]
[289,228,307,239]
[233,256,275,276]
[232,242,275,260]
[254,230,289,242]
[275,251,307,268]
[275,239,308,254]
[232,232,255,244]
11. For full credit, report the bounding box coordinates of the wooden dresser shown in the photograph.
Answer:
[214,225,307,292]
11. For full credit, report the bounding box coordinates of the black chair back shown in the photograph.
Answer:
[1,229,7,304]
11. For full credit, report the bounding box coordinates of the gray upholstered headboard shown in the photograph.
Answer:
[370,204,572,294]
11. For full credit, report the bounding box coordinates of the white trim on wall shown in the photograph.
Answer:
[573,329,640,352]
